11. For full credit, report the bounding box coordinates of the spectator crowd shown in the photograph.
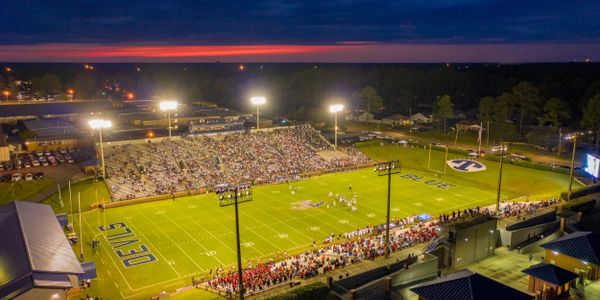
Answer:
[103,125,370,200]
[207,199,560,296]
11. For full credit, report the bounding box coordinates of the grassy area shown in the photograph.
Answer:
[70,143,575,299]
[169,289,226,300]
[0,179,54,205]
[43,179,111,214]
[358,140,577,199]
[343,120,393,132]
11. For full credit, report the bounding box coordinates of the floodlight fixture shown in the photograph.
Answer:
[329,104,344,113]
[159,100,178,111]
[88,119,112,129]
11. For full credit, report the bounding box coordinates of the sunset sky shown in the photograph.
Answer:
[1,0,599,62]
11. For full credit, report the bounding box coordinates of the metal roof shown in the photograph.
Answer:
[522,263,578,286]
[0,201,83,299]
[23,118,79,138]
[410,269,533,300]
[540,231,600,265]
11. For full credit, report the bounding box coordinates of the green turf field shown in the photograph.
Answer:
[58,142,577,299]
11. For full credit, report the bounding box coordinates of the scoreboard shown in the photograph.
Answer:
[584,153,600,179]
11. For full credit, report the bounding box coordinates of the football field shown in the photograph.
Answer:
[70,143,574,299]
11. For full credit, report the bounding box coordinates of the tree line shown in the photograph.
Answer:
[2,63,600,137]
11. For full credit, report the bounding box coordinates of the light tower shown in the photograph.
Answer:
[251,96,266,130]
[329,104,344,149]
[88,119,112,179]
[159,100,178,138]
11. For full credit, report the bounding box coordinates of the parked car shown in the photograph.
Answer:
[490,144,508,153]
[36,151,44,157]
[34,172,44,179]
[510,153,529,161]
[41,160,49,167]
[11,173,21,181]
[25,173,33,181]
[32,160,40,167]
[24,161,31,168]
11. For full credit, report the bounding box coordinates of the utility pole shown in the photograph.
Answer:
[217,184,253,300]
[78,192,84,261]
[374,161,401,257]
[567,134,577,201]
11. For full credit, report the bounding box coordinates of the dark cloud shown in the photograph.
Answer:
[0,0,598,45]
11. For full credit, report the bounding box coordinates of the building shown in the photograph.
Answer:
[21,118,90,151]
[410,269,533,300]
[522,262,578,299]
[433,216,498,269]
[0,129,9,162]
[381,114,410,126]
[0,201,84,299]
[410,113,433,124]
[540,231,600,280]
[188,118,245,135]
[455,120,482,132]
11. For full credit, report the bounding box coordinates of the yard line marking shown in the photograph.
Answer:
[198,202,286,251]
[134,207,210,270]
[168,203,239,256]
[81,215,133,290]
[115,210,182,277]
[147,206,227,266]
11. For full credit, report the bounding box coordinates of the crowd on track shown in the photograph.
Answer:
[103,125,370,200]
[207,199,560,296]
[207,221,438,296]
[437,198,559,223]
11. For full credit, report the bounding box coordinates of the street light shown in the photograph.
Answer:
[251,96,266,130]
[329,104,344,149]
[3,90,10,101]
[216,184,253,300]
[374,160,401,257]
[159,100,178,138]
[89,119,112,179]
[67,89,75,101]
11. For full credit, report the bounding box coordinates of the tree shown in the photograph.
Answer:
[493,92,513,122]
[478,96,495,123]
[538,98,571,127]
[434,94,454,133]
[512,82,541,135]
[582,94,600,153]
[74,73,99,99]
[39,74,62,97]
[357,86,383,124]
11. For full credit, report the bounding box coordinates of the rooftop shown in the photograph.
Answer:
[522,263,578,286]
[0,201,83,299]
[22,118,79,139]
[540,231,600,265]
[410,269,533,300]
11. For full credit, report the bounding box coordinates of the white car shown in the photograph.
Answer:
[25,173,33,181]
[11,173,21,182]
[32,160,40,167]
[36,151,44,157]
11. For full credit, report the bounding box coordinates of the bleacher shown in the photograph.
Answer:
[103,125,370,201]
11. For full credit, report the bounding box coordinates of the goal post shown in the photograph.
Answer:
[427,143,448,174]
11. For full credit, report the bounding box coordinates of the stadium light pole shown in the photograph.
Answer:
[329,104,344,149]
[217,184,253,300]
[567,134,578,200]
[251,96,266,130]
[159,100,178,138]
[374,160,401,257]
[495,142,506,216]
[89,119,112,179]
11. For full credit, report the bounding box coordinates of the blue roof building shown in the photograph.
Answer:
[410,269,533,300]
[0,201,83,300]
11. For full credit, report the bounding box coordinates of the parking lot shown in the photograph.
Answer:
[0,146,93,183]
